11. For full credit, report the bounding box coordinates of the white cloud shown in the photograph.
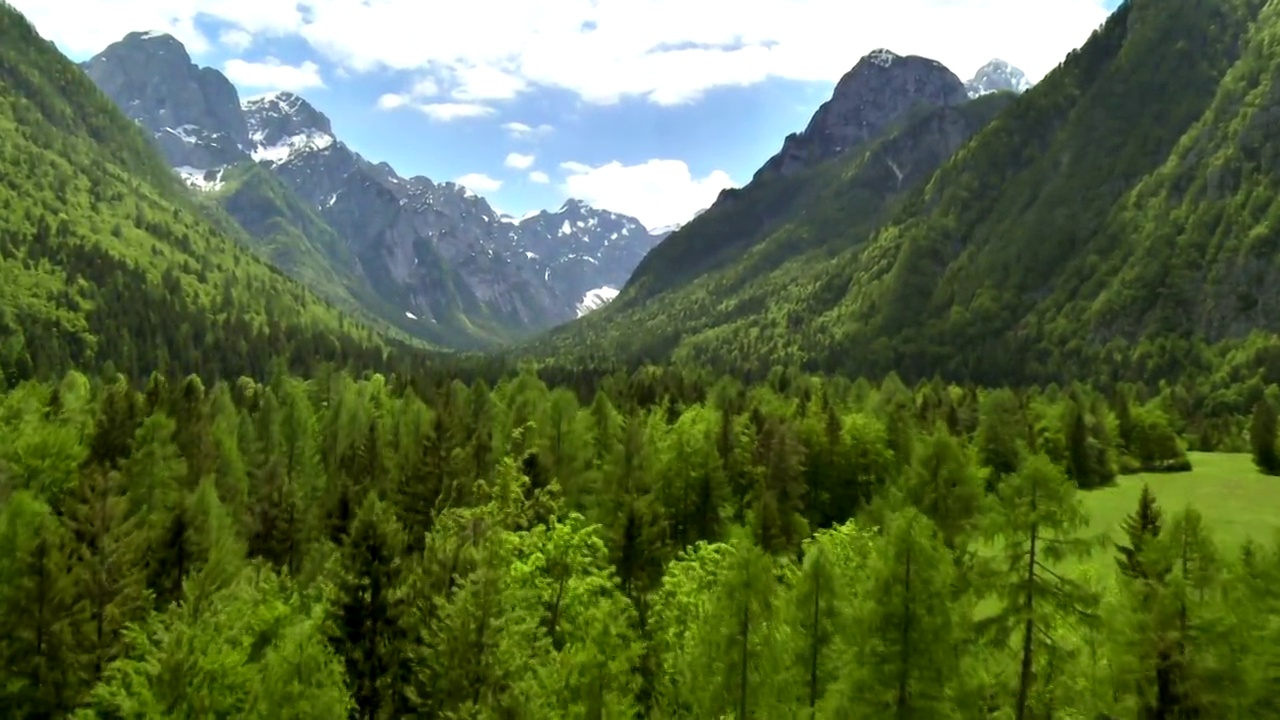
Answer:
[450,65,528,101]
[504,152,536,170]
[503,121,554,139]
[14,0,1112,105]
[528,170,550,184]
[219,28,254,51]
[410,78,440,97]
[456,173,503,192]
[376,93,407,110]
[561,159,734,229]
[223,57,325,91]
[559,160,592,174]
[8,0,304,57]
[415,103,496,121]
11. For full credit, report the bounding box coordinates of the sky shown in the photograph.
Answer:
[14,0,1123,230]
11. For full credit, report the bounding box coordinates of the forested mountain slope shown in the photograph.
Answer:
[0,4,428,384]
[529,0,1275,386]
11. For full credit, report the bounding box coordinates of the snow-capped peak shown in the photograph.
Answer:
[241,92,318,123]
[965,58,1033,98]
[242,91,336,166]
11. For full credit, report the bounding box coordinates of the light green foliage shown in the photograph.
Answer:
[0,343,1278,718]
[82,565,351,719]
[781,521,878,714]
[829,509,960,719]
[980,454,1101,717]
[647,530,783,719]
[0,378,92,503]
[509,513,643,718]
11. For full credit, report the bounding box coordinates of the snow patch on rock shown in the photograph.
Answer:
[576,286,619,317]
[175,165,225,191]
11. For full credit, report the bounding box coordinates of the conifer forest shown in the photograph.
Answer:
[3,0,1280,717]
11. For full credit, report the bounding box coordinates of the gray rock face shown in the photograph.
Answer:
[965,59,1033,98]
[82,31,248,169]
[83,31,667,341]
[755,48,969,180]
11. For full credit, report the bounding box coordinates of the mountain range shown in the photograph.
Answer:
[77,30,1035,352]
[525,0,1279,386]
[81,31,671,348]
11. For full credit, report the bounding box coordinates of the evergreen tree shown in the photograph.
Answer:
[902,429,985,549]
[86,566,352,718]
[832,508,959,719]
[0,492,87,715]
[976,389,1025,489]
[331,493,412,719]
[1250,397,1280,475]
[784,521,876,714]
[981,454,1098,719]
[1116,483,1165,580]
[65,466,148,681]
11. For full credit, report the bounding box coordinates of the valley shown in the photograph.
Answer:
[4,0,1280,717]
[83,30,673,349]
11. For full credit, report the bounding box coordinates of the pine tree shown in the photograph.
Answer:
[0,492,87,715]
[981,454,1098,719]
[1065,397,1094,488]
[1250,398,1280,475]
[834,508,959,719]
[903,429,985,549]
[786,521,875,713]
[65,466,147,681]
[1116,483,1165,580]
[331,493,412,719]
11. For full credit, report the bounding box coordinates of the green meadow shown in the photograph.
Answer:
[1082,452,1280,553]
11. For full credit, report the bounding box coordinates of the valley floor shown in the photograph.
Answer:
[1084,452,1280,551]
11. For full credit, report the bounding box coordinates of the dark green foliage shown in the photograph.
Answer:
[1250,397,1280,475]
[331,493,412,719]
[1115,483,1165,580]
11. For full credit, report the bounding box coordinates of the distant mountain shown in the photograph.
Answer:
[965,59,1033,98]
[505,199,666,317]
[622,47,972,304]
[82,32,667,346]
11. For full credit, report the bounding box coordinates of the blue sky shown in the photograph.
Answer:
[17,0,1122,229]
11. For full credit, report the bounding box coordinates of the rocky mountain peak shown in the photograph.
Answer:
[966,59,1032,97]
[242,91,337,166]
[83,31,248,169]
[755,48,968,179]
[84,28,677,338]
[121,30,187,51]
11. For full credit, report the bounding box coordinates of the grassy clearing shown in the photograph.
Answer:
[1081,452,1280,553]
[975,453,1279,618]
